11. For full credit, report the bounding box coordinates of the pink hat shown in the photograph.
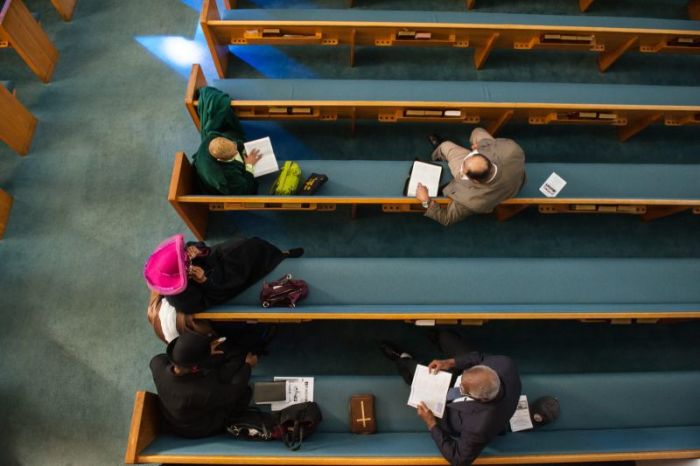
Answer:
[144,234,188,295]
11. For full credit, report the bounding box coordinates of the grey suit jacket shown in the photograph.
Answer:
[429,352,522,466]
[425,138,525,226]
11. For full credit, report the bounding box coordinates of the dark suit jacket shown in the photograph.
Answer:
[429,352,521,466]
[150,354,252,438]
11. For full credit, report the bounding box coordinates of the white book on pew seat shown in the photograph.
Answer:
[405,161,443,197]
[244,136,279,178]
[539,172,567,197]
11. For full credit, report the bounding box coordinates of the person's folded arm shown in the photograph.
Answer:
[425,200,473,227]
[430,426,486,466]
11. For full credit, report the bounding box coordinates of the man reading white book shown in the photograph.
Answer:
[416,128,526,227]
[380,331,521,466]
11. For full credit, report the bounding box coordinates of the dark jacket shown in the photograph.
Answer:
[165,237,285,315]
[430,352,521,466]
[149,354,252,438]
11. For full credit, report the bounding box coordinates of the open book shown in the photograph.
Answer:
[407,364,452,418]
[243,137,279,178]
[405,161,443,197]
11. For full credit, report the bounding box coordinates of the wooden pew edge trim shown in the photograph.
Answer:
[206,20,700,36]
[205,101,700,112]
[136,449,700,465]
[194,311,700,321]
[186,64,208,130]
[125,391,157,464]
[176,196,700,206]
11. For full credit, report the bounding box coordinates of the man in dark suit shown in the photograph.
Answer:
[150,332,257,438]
[381,331,521,466]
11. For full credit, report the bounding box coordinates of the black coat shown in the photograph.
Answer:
[166,237,285,314]
[149,354,252,438]
[430,352,521,466]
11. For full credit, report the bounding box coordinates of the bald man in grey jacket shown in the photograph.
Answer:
[416,128,526,226]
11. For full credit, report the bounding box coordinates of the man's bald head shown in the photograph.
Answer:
[208,137,239,161]
[460,365,501,402]
[463,153,492,183]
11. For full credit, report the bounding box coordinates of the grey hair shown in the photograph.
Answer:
[464,365,501,401]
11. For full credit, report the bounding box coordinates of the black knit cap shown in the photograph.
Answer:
[166,332,210,367]
[530,396,560,426]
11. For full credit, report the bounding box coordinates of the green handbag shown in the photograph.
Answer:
[270,161,302,195]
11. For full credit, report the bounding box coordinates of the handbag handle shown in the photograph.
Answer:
[283,421,304,451]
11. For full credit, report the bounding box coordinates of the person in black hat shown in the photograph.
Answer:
[149,332,258,438]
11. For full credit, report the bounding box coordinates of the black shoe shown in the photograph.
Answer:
[428,133,446,149]
[285,248,304,258]
[426,329,440,349]
[380,341,411,361]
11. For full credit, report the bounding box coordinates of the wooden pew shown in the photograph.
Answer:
[49,0,78,22]
[0,81,37,155]
[186,64,700,143]
[0,188,13,239]
[169,153,700,240]
[126,372,700,464]
[201,0,700,75]
[0,0,59,82]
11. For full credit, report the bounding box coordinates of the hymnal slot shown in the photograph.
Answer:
[558,111,618,121]
[667,37,700,47]
[541,34,594,44]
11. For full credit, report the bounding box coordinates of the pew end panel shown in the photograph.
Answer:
[0,0,59,82]
[201,0,229,79]
[185,64,208,130]
[125,391,160,464]
[49,0,77,21]
[0,188,13,239]
[169,152,210,241]
[0,83,37,155]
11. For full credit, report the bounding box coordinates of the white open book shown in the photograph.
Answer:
[405,161,443,197]
[243,137,279,178]
[407,364,452,418]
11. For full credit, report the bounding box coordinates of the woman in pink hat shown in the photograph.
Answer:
[144,235,303,315]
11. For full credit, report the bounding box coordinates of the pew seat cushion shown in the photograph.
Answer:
[198,258,700,316]
[135,372,700,462]
[185,160,700,200]
[212,78,700,108]
[220,9,700,33]
[141,428,700,459]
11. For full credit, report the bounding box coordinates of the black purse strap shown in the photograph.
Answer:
[283,421,304,451]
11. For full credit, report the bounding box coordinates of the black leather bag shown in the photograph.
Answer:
[226,408,282,441]
[278,402,323,451]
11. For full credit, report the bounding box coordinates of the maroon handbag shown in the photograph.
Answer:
[260,274,309,308]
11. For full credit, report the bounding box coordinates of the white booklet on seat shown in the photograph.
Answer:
[269,376,314,411]
[243,136,279,178]
[407,364,452,418]
[405,161,443,197]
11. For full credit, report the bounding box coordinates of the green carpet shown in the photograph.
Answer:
[0,0,698,464]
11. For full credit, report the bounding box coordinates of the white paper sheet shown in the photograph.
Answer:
[270,377,314,411]
[406,161,442,197]
[407,364,452,418]
[509,395,534,432]
[539,172,567,197]
[243,136,279,178]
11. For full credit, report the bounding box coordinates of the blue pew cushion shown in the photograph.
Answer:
[221,9,700,33]
[189,161,700,200]
[0,80,15,93]
[199,258,700,315]
[211,79,700,108]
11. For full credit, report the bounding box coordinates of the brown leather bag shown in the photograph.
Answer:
[349,394,376,434]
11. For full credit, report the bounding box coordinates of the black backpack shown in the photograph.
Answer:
[278,401,323,451]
